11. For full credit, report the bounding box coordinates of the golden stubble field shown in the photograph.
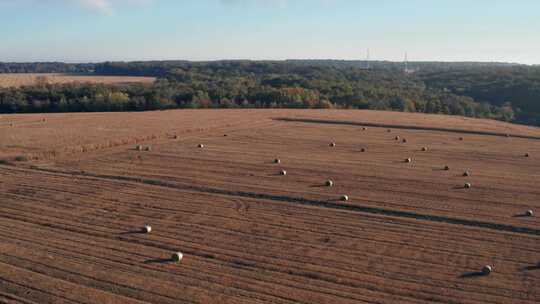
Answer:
[0,109,539,303]
[0,73,155,88]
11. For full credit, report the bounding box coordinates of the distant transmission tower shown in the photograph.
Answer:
[366,49,371,69]
[404,52,408,72]
[404,52,416,74]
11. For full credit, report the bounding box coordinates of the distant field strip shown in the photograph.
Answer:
[0,73,155,88]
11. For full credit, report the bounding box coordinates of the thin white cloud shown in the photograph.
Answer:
[220,0,290,8]
[73,0,154,15]
[220,0,336,9]
[77,0,113,15]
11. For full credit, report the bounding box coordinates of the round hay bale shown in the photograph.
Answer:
[402,138,407,143]
[174,135,179,140]
[329,142,336,147]
[482,265,492,275]
[526,209,534,217]
[387,129,392,133]
[395,136,400,141]
[198,144,204,148]
[459,137,464,141]
[524,153,530,157]
[325,180,334,187]
[444,165,450,171]
[360,148,366,152]
[405,158,412,163]
[463,171,470,177]
[136,145,143,151]
[340,195,349,201]
[362,127,367,131]
[421,147,428,152]
[172,252,183,262]
[280,170,287,176]
[273,158,281,164]
[142,225,152,233]
[144,146,152,152]
[464,182,472,189]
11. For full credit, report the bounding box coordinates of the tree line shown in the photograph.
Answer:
[1,60,537,125]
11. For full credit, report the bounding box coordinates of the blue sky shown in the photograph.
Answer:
[0,0,539,64]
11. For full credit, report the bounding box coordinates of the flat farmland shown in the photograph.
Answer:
[0,73,155,88]
[0,109,539,303]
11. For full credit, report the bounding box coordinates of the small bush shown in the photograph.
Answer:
[14,155,28,162]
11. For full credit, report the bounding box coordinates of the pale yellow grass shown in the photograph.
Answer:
[0,73,155,88]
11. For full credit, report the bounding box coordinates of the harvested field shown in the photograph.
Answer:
[0,109,539,303]
[0,73,155,88]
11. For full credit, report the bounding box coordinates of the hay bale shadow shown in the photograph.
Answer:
[520,264,540,272]
[144,258,174,264]
[118,229,146,235]
[327,197,348,203]
[393,160,411,164]
[513,213,530,218]
[320,236,332,243]
[231,259,256,269]
[432,168,448,171]
[459,271,487,279]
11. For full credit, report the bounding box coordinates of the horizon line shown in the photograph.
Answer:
[0,59,537,66]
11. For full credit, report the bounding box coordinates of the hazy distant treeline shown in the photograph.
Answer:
[1,60,538,125]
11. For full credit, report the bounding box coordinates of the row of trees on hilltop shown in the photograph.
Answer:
[0,78,514,122]
[0,60,537,125]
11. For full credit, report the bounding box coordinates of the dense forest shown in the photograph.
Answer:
[1,60,539,126]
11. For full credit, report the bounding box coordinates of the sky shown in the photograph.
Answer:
[0,0,539,64]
